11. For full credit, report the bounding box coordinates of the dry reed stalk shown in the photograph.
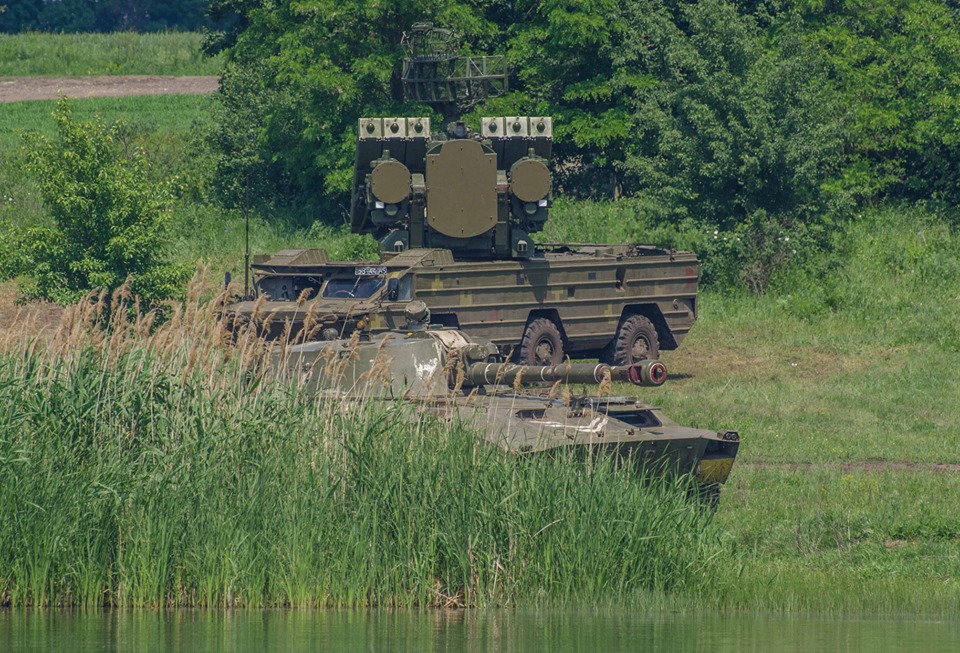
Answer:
[597,369,612,397]
[250,294,266,322]
[301,301,320,338]
[511,367,524,393]
[547,380,561,401]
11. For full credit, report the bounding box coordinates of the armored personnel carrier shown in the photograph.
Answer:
[225,24,701,366]
[269,302,739,503]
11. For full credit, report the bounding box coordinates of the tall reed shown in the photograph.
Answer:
[0,274,723,608]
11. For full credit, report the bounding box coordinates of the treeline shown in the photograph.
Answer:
[0,0,211,33]
[203,0,960,290]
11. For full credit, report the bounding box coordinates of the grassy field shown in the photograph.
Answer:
[665,292,960,612]
[2,205,958,612]
[0,94,216,148]
[0,93,372,279]
[0,284,720,608]
[0,32,221,76]
[1,38,960,612]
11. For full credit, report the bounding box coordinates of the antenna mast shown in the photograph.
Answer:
[243,180,250,298]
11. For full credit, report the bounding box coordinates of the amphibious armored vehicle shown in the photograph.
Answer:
[269,302,739,503]
[225,24,701,366]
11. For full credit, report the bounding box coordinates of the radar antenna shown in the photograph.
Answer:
[401,23,509,124]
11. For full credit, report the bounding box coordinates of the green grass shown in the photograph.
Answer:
[636,208,960,613]
[0,94,215,148]
[0,32,221,76]
[3,87,960,613]
[708,467,960,613]
[0,289,721,608]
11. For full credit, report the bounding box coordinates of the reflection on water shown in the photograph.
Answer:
[3,609,960,652]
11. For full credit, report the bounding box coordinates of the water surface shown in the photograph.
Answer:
[4,609,960,652]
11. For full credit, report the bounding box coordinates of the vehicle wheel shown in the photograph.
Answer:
[609,315,659,365]
[516,317,564,366]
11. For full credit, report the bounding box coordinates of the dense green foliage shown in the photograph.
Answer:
[16,99,189,305]
[205,1,960,291]
[760,0,960,205]
[0,0,211,33]
[203,0,498,210]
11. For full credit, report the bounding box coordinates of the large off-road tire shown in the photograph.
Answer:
[516,317,564,366]
[608,315,660,365]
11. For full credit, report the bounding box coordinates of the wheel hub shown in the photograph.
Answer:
[631,336,649,362]
[535,339,555,365]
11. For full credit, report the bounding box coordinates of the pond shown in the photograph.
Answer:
[4,609,960,652]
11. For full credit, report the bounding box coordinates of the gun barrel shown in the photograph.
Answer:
[465,360,667,387]
[610,360,667,387]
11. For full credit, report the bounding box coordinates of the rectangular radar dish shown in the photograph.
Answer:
[359,118,424,140]
[529,117,552,138]
[382,118,407,138]
[482,117,553,140]
[358,118,383,139]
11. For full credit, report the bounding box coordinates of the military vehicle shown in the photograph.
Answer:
[225,23,701,366]
[268,302,740,503]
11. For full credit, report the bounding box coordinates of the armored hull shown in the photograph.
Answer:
[270,320,738,500]
[228,243,699,365]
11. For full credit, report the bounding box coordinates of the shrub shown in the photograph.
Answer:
[20,98,189,306]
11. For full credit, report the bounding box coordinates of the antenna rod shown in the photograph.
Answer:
[243,182,250,298]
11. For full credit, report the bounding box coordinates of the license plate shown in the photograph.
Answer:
[355,266,387,276]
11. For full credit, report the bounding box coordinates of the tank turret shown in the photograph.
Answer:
[275,321,658,400]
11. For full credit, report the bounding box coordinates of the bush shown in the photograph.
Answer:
[20,99,189,306]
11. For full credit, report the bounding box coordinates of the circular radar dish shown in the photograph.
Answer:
[510,159,550,202]
[371,160,412,204]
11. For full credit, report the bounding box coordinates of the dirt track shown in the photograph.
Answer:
[0,75,219,103]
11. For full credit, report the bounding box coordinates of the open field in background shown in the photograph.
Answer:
[0,32,221,76]
[0,94,372,277]
[0,94,215,147]
[657,289,960,612]
[0,94,216,237]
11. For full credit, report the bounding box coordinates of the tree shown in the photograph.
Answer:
[21,99,189,306]
[206,0,504,211]
[800,0,960,204]
[496,0,651,198]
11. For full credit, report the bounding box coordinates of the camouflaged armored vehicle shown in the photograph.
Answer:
[270,302,739,504]
[225,24,701,366]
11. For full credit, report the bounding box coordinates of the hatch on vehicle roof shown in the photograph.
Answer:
[252,249,328,267]
[383,249,455,267]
